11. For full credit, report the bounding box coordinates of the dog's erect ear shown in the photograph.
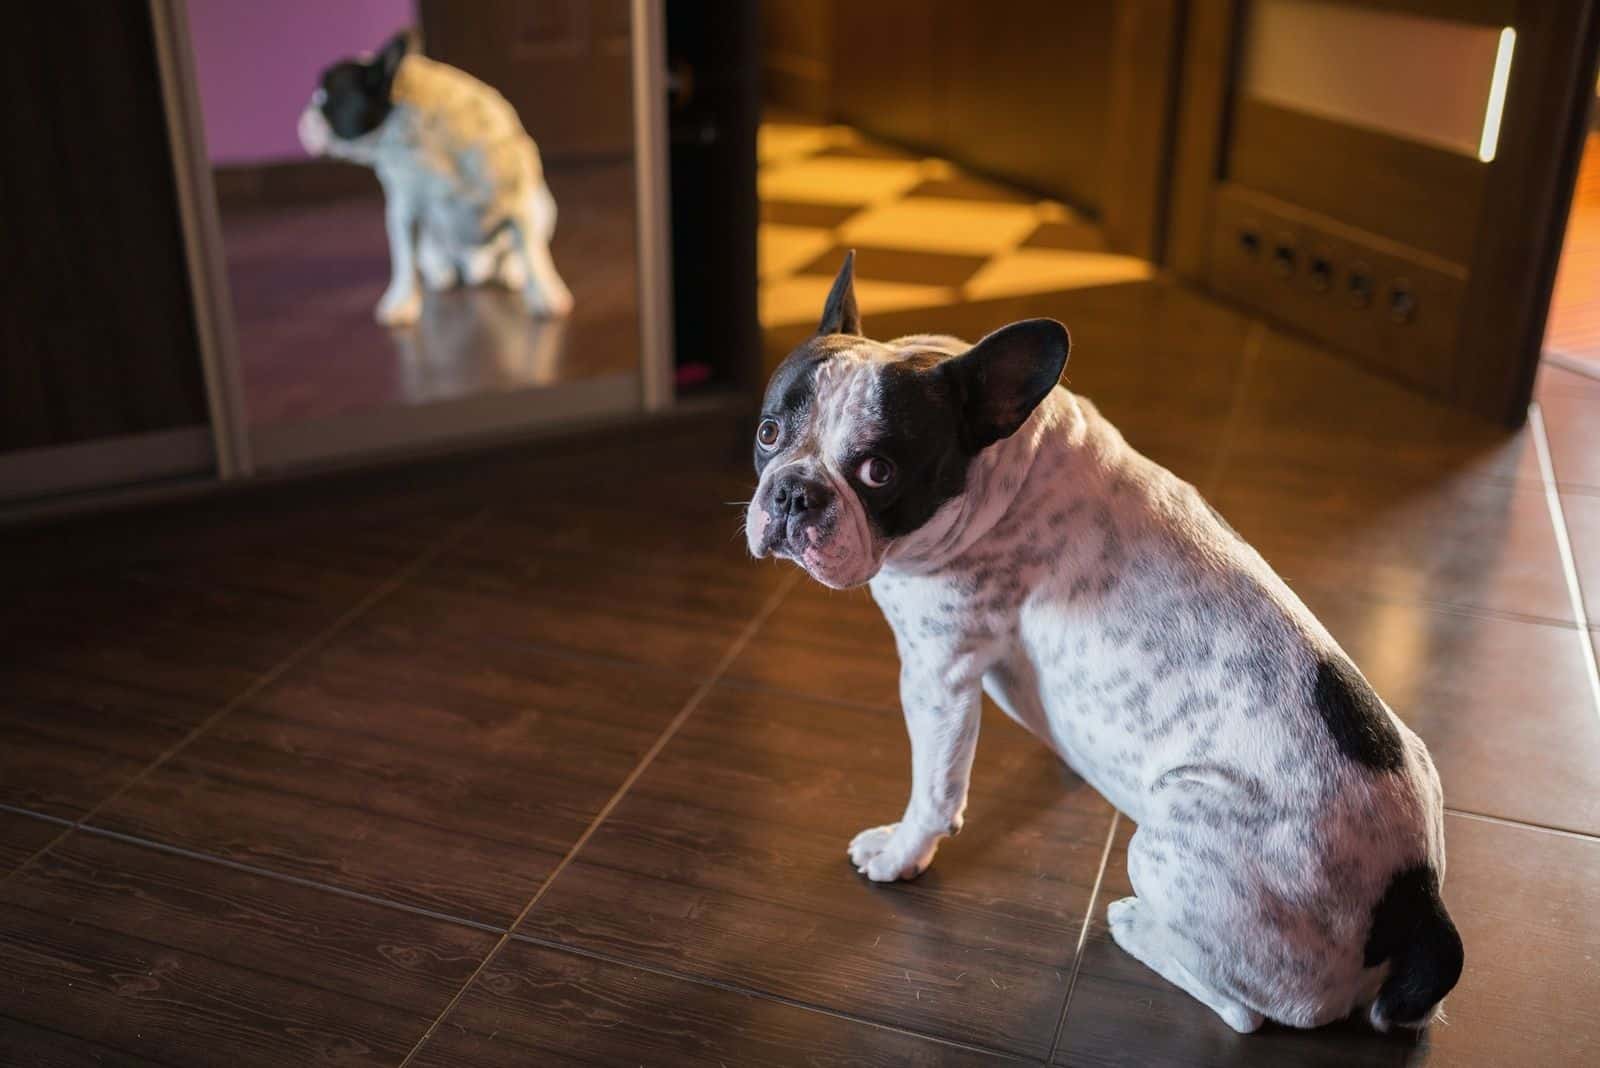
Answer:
[816,250,862,337]
[372,29,417,83]
[941,318,1070,451]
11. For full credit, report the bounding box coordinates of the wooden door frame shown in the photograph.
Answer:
[148,0,252,478]
[1102,0,1187,260]
[1165,0,1600,426]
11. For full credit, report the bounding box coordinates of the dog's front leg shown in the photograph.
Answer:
[376,186,423,326]
[849,660,982,882]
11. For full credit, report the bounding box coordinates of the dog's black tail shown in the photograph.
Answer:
[1364,865,1464,1032]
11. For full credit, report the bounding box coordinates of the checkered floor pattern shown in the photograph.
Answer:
[759,119,1153,328]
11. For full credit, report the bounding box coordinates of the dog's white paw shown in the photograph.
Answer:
[848,823,939,882]
[418,260,457,291]
[1106,896,1137,930]
[417,243,457,290]
[376,286,422,326]
[524,283,574,319]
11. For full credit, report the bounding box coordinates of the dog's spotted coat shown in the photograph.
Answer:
[747,254,1462,1034]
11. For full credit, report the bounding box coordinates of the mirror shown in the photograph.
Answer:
[182,0,647,466]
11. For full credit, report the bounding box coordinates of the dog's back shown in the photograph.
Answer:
[386,54,542,199]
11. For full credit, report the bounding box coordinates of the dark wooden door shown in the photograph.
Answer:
[418,0,634,163]
[1169,0,1600,424]
[0,4,208,454]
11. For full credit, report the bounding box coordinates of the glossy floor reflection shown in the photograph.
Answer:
[2,283,1598,1062]
[224,159,640,427]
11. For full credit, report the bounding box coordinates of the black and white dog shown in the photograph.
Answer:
[746,253,1463,1035]
[298,31,572,326]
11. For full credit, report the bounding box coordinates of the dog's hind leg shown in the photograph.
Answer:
[1107,894,1264,1034]
[417,224,458,291]
[458,220,521,289]
[508,184,572,318]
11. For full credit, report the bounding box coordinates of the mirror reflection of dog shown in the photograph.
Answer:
[746,253,1463,1037]
[298,30,573,327]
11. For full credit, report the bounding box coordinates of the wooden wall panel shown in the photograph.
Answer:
[0,5,208,453]
[419,0,634,162]
[830,0,1119,216]
[760,0,835,117]
[940,0,1115,212]
[832,1,941,151]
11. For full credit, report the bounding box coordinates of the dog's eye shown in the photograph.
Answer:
[756,419,781,450]
[857,456,894,488]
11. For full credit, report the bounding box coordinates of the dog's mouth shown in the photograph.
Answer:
[746,496,880,588]
[752,512,814,561]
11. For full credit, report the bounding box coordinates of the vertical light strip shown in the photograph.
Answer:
[1529,402,1600,724]
[1478,27,1517,163]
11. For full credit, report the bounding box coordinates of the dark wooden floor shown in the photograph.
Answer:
[222,160,641,428]
[3,274,1599,1065]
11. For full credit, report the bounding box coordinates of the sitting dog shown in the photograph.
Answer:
[745,253,1463,1035]
[297,31,573,326]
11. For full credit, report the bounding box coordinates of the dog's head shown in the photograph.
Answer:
[746,253,1070,588]
[297,30,414,164]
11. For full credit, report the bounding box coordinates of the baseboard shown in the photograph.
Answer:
[0,426,214,505]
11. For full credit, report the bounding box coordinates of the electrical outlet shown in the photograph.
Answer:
[1209,183,1463,393]
[1308,256,1333,292]
[1271,238,1297,278]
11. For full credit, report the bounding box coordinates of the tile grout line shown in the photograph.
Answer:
[1046,811,1121,1063]
[1528,402,1600,724]
[4,794,1588,974]
[395,569,802,1068]
[1446,807,1600,844]
[51,820,507,933]
[1543,348,1600,383]
[0,507,493,896]
[1199,319,1268,499]
[510,932,1043,1064]
[0,803,75,829]
[1,795,1043,1061]
[0,1012,187,1068]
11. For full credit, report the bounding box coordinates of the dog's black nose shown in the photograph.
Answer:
[774,472,832,519]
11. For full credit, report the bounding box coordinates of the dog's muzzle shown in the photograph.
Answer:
[750,470,834,558]
[298,105,331,157]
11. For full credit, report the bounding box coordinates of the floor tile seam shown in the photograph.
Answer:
[0,508,493,895]
[394,570,801,1067]
[1046,813,1121,1062]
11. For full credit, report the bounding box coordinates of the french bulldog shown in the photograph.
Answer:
[745,253,1462,1035]
[297,30,573,326]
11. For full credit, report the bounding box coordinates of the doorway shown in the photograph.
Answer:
[755,1,1174,373]
[1545,108,1600,382]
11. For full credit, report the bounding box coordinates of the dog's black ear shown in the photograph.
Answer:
[373,29,417,83]
[816,250,862,337]
[941,318,1070,451]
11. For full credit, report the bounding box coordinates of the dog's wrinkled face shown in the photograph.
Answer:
[746,253,1070,588]
[297,31,411,164]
